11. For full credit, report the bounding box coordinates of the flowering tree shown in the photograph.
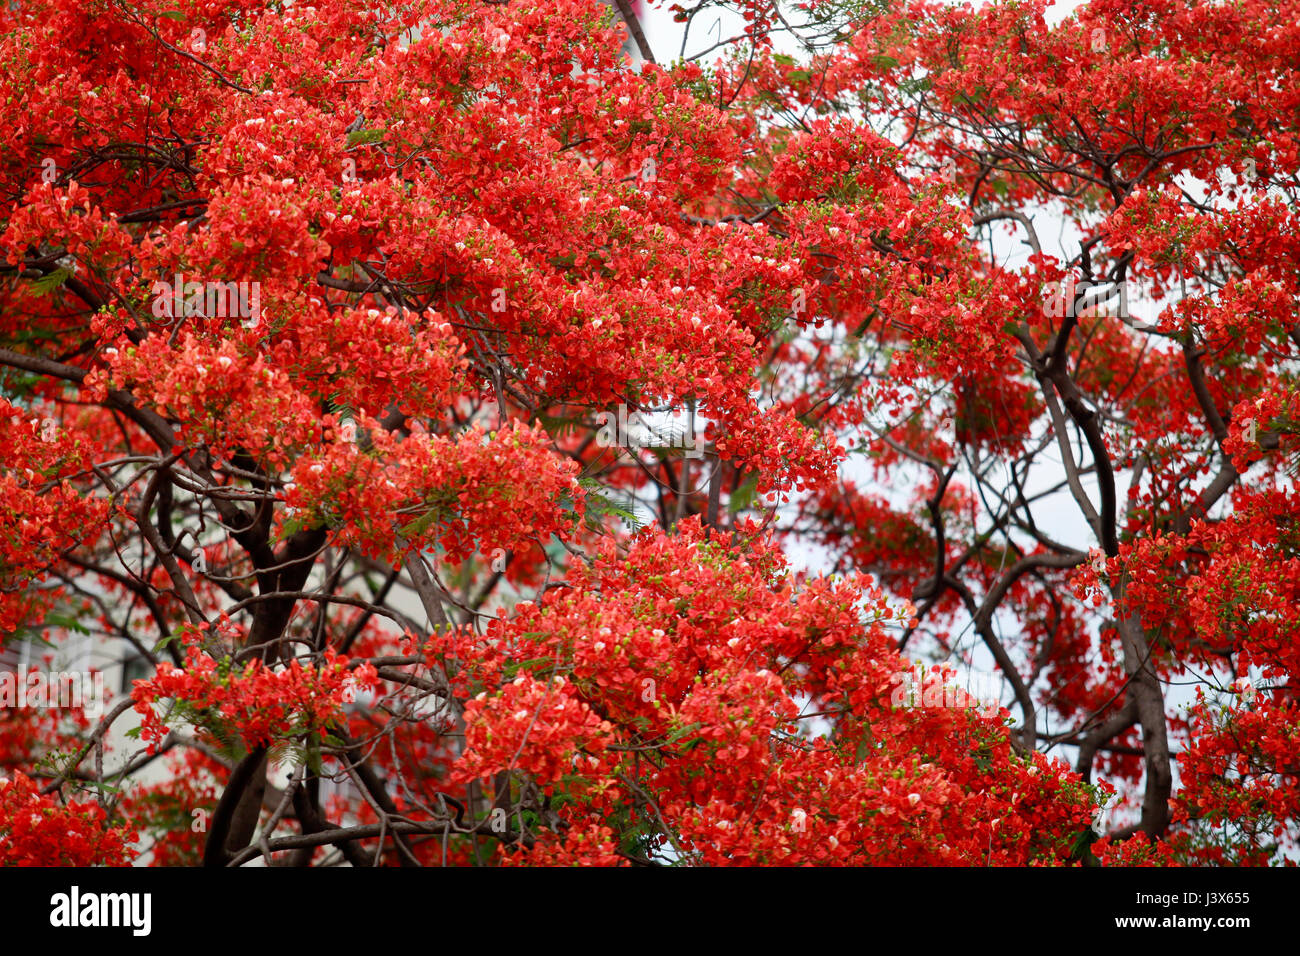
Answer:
[0,0,1294,866]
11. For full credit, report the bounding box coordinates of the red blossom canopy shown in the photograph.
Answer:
[1,0,1297,866]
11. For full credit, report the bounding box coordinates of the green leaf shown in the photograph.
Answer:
[1069,825,1099,862]
[397,506,443,539]
[154,632,181,655]
[276,514,306,542]
[305,741,323,775]
[728,473,759,515]
[666,721,703,744]
[502,657,555,681]
[29,268,70,297]
[535,409,584,437]
[346,128,385,146]
[580,479,643,530]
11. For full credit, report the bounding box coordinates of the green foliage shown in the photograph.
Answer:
[27,268,70,296]
[579,477,643,531]
[346,128,386,147]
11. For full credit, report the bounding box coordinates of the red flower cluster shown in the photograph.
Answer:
[0,772,135,866]
[131,643,379,753]
[438,518,1100,865]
